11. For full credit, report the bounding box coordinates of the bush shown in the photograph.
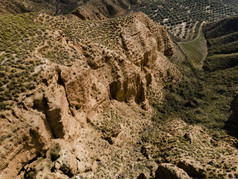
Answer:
[50,144,61,162]
[24,169,37,179]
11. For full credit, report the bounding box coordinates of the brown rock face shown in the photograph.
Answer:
[109,75,146,104]
[59,65,92,111]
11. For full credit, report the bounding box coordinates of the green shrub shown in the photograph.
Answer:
[50,144,61,162]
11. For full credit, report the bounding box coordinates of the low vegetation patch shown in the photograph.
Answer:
[0,13,48,110]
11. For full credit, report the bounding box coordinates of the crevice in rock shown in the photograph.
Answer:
[110,76,146,105]
[33,95,47,113]
[59,163,74,178]
[71,10,86,20]
[177,161,206,178]
[164,47,173,57]
[140,146,149,159]
[120,33,129,52]
[33,92,64,139]
[105,3,117,16]
[29,129,45,152]
[145,73,152,87]
[57,68,65,87]
[135,76,145,104]
[56,68,74,115]
[102,136,113,145]
[142,51,150,67]
[110,81,123,101]
[33,95,57,139]
[44,102,64,139]
[17,153,41,176]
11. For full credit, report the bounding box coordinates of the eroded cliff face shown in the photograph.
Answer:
[0,12,180,178]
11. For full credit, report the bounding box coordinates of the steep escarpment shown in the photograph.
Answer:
[0,12,180,178]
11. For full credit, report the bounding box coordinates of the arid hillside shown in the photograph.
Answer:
[0,11,181,178]
[0,2,238,179]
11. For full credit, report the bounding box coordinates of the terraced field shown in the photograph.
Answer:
[179,25,207,68]
[139,0,238,40]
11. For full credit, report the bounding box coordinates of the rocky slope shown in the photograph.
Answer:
[0,11,180,178]
[0,4,238,179]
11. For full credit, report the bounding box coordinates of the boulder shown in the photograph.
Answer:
[155,163,191,179]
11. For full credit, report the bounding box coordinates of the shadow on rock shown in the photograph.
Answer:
[224,95,238,139]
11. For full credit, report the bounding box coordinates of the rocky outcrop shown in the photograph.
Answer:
[0,11,180,178]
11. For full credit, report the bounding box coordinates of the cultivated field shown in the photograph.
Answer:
[139,0,238,40]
